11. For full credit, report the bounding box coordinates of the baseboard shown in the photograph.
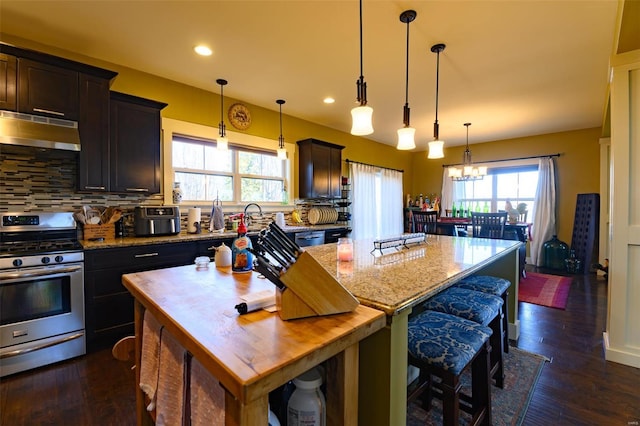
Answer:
[603,331,640,368]
[509,319,520,342]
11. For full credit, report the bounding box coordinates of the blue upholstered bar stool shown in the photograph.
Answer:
[422,286,505,388]
[453,275,511,353]
[408,310,492,426]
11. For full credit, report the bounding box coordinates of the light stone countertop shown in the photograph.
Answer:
[304,235,522,316]
[80,224,348,250]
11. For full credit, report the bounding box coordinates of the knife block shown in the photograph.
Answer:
[276,251,359,320]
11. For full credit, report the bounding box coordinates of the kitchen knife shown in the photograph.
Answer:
[268,223,303,256]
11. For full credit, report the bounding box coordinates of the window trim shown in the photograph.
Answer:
[454,159,539,215]
[162,117,294,208]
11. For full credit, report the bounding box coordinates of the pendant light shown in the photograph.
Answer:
[396,10,417,150]
[216,78,229,151]
[449,123,487,180]
[427,44,446,159]
[276,99,287,160]
[350,0,373,136]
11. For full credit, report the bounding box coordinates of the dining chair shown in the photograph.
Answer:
[518,210,528,223]
[412,210,438,235]
[471,212,507,239]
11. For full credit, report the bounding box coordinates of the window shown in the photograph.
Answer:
[172,135,285,203]
[455,165,538,219]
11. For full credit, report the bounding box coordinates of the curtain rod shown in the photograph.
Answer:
[442,153,561,168]
[345,158,404,173]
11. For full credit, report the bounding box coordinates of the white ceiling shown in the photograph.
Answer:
[0,1,619,150]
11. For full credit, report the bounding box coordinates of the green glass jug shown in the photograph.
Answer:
[542,235,569,270]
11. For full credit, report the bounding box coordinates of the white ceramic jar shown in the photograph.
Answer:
[215,243,232,267]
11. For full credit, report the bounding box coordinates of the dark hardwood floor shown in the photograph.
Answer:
[518,268,640,425]
[1,269,639,425]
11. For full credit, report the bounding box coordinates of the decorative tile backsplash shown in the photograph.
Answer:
[0,144,162,212]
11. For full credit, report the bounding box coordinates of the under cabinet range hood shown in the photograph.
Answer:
[0,110,81,151]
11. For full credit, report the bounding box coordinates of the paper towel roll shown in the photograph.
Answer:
[188,208,201,233]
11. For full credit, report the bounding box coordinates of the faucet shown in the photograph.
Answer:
[243,203,263,227]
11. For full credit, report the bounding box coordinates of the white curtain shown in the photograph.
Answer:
[350,162,403,240]
[441,168,467,215]
[530,157,556,266]
[380,167,404,237]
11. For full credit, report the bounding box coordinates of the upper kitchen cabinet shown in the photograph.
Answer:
[0,43,118,118]
[297,138,344,199]
[109,91,167,194]
[0,53,17,110]
[17,58,79,120]
[77,74,111,191]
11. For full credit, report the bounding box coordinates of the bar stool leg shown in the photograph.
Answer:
[441,373,461,426]
[471,341,492,426]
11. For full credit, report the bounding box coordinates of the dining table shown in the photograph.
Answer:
[304,234,522,425]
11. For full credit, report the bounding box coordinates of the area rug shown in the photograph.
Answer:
[518,272,572,309]
[407,346,547,426]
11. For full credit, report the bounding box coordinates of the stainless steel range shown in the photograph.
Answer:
[0,212,85,377]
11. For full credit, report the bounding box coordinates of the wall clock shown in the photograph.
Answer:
[228,103,252,130]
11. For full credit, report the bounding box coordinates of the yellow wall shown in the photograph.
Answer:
[2,34,602,244]
[411,127,602,244]
[1,34,415,199]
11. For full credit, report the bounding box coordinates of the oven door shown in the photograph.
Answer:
[0,263,85,376]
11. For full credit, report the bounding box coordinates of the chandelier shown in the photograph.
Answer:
[449,123,487,181]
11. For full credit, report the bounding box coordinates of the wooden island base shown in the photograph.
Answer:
[122,264,385,425]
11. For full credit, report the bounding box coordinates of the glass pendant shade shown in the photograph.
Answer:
[350,105,374,136]
[448,167,462,178]
[216,136,228,151]
[396,127,416,150]
[277,147,287,160]
[428,140,445,159]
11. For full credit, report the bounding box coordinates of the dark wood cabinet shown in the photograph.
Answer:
[109,91,167,194]
[17,58,79,120]
[297,138,344,199]
[84,241,198,351]
[78,74,111,191]
[0,53,17,111]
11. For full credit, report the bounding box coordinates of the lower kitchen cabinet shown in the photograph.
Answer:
[324,227,351,244]
[84,241,198,351]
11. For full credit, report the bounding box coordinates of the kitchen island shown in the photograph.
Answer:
[122,264,385,425]
[304,234,522,425]
[122,234,520,425]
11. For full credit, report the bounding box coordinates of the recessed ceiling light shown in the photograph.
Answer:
[194,45,212,56]
[324,97,335,104]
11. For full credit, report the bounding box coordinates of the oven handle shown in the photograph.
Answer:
[0,331,85,359]
[0,265,83,281]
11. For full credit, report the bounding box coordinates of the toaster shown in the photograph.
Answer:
[134,206,181,236]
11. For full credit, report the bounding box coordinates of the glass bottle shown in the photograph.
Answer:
[451,202,457,218]
[542,235,569,270]
[483,201,489,213]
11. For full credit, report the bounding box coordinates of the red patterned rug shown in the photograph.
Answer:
[518,272,572,309]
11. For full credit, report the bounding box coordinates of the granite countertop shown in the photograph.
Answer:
[81,223,349,250]
[304,235,521,316]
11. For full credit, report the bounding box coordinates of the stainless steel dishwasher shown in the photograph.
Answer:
[294,230,325,247]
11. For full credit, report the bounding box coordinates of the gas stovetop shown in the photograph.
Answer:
[0,211,82,262]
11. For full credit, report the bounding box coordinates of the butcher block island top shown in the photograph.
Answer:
[122,264,385,425]
[304,234,522,316]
